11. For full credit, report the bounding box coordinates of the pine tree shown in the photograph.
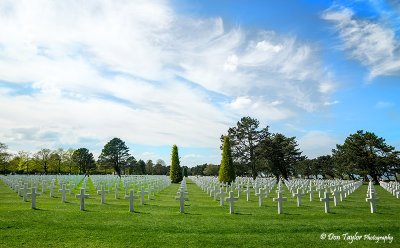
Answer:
[218,136,235,184]
[170,145,183,183]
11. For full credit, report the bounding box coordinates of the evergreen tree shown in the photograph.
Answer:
[218,136,235,184]
[99,138,130,177]
[169,145,182,183]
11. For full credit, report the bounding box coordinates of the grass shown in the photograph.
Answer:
[0,178,399,247]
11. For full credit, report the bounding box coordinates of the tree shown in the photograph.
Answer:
[257,133,302,180]
[182,166,188,177]
[36,148,51,173]
[16,151,31,174]
[191,164,207,176]
[145,160,154,175]
[126,156,137,175]
[49,148,65,173]
[99,138,130,177]
[63,148,76,174]
[170,145,182,183]
[154,159,168,175]
[333,130,399,184]
[223,116,270,179]
[203,164,220,176]
[218,136,235,184]
[72,148,96,174]
[0,143,11,174]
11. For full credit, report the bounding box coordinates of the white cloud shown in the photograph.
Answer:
[297,131,340,158]
[376,101,395,108]
[322,6,400,78]
[0,0,336,153]
[183,154,201,159]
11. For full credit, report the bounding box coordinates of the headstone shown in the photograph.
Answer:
[75,188,89,211]
[216,188,227,206]
[320,191,333,213]
[255,188,267,206]
[224,191,238,214]
[58,184,71,203]
[332,190,340,206]
[366,193,379,213]
[49,183,57,198]
[273,191,287,214]
[175,191,189,213]
[21,183,30,202]
[125,189,139,212]
[293,188,305,207]
[244,186,253,201]
[113,183,121,199]
[137,187,148,205]
[97,185,109,204]
[27,188,41,209]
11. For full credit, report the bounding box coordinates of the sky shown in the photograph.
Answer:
[0,0,399,167]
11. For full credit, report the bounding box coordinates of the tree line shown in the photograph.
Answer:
[0,138,170,176]
[1,117,399,183]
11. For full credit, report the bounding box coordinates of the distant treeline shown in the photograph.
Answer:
[1,117,399,183]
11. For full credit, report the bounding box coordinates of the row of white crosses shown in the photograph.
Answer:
[366,180,379,213]
[284,178,363,213]
[0,175,171,211]
[190,176,276,214]
[175,178,188,213]
[0,175,84,209]
[379,181,400,199]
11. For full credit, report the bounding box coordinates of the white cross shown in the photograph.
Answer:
[58,184,70,203]
[21,183,30,202]
[175,191,188,213]
[273,191,287,214]
[147,186,153,200]
[41,180,47,193]
[244,186,253,201]
[49,183,57,198]
[75,188,89,211]
[366,193,379,213]
[332,190,340,206]
[137,187,148,205]
[255,188,267,206]
[320,191,333,213]
[224,191,238,214]
[125,189,139,212]
[97,185,109,204]
[293,188,305,207]
[113,183,121,199]
[216,188,227,206]
[27,188,41,209]
[308,185,314,201]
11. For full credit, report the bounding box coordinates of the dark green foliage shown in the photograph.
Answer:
[332,130,399,184]
[145,160,154,175]
[99,138,130,177]
[126,156,137,175]
[182,166,188,177]
[191,163,208,175]
[136,159,146,174]
[72,148,96,174]
[203,164,219,176]
[169,145,182,183]
[218,136,235,184]
[0,142,11,173]
[223,116,270,179]
[257,133,302,180]
[153,159,169,175]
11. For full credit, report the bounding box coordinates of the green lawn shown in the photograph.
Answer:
[0,178,399,247]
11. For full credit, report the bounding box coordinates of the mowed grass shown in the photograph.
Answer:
[0,178,399,248]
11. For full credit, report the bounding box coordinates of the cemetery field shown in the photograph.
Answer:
[0,179,399,248]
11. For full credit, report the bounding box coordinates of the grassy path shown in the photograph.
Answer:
[0,178,399,247]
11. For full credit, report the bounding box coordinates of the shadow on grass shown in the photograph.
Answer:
[234,212,252,216]
[183,212,201,215]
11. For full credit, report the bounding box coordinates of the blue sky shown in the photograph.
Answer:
[0,0,399,167]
